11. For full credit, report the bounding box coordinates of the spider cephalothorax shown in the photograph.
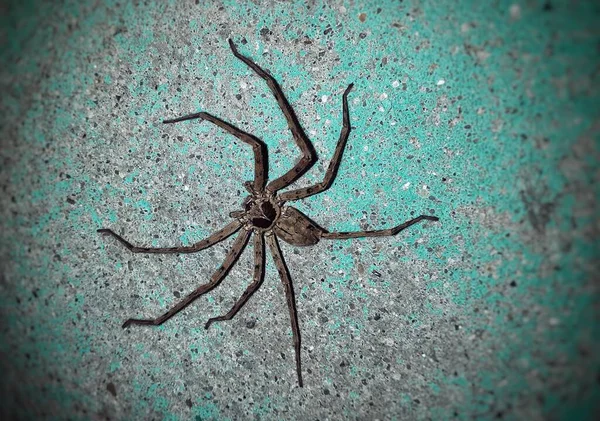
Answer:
[232,188,323,246]
[98,39,439,387]
[232,190,281,231]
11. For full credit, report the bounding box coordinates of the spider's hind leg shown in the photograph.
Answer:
[265,233,304,387]
[204,233,266,329]
[122,229,251,328]
[321,215,439,240]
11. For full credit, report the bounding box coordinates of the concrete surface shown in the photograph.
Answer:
[1,0,598,419]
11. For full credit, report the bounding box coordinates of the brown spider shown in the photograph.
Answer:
[98,39,439,387]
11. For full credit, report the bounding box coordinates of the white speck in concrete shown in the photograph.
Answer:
[392,80,400,88]
[510,4,521,20]
[409,137,421,148]
[402,182,411,190]
[437,79,445,86]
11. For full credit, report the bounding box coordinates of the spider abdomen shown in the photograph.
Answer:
[274,206,323,246]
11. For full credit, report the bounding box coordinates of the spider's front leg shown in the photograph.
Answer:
[228,39,317,192]
[122,229,252,328]
[204,232,266,329]
[98,220,241,254]
[163,112,268,192]
[278,83,354,201]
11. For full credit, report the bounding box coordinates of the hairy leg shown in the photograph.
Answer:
[279,84,354,201]
[321,215,439,240]
[265,233,303,387]
[121,229,251,328]
[228,39,316,192]
[98,220,241,254]
[204,232,266,329]
[163,112,267,192]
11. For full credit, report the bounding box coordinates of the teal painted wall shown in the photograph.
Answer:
[1,0,598,419]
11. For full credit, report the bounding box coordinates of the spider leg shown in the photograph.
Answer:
[279,84,354,201]
[163,112,267,192]
[98,220,241,254]
[122,229,252,328]
[321,215,439,240]
[265,233,303,387]
[228,39,316,193]
[204,232,265,329]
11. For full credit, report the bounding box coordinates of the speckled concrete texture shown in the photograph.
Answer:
[1,0,598,420]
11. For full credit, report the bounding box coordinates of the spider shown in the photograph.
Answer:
[98,39,439,387]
